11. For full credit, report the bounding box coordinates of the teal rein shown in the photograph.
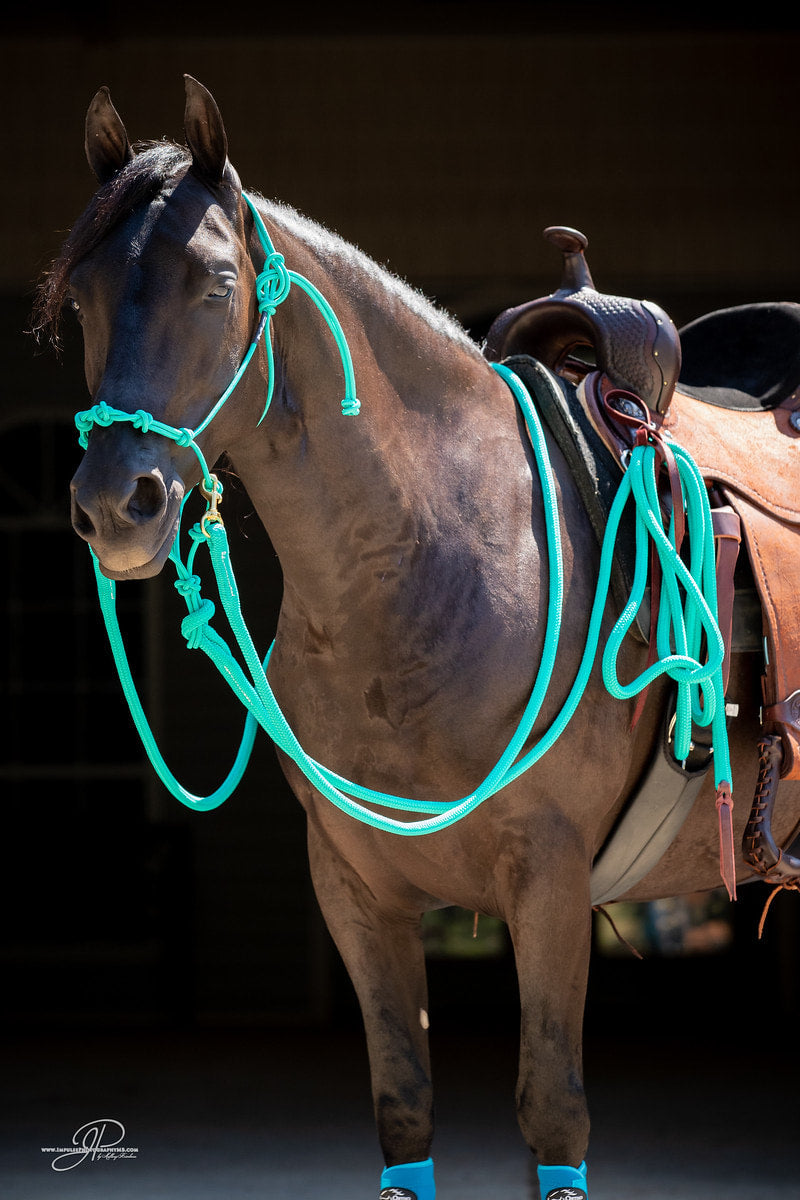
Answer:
[75,195,733,829]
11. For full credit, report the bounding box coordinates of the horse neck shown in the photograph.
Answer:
[226,202,506,630]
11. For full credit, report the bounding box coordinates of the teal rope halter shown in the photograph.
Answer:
[75,193,360,490]
[74,194,733,844]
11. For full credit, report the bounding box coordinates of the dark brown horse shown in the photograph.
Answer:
[34,77,800,1200]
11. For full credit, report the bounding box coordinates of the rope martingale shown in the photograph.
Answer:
[75,193,734,870]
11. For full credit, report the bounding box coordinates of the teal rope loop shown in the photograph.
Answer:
[255,251,291,315]
[243,194,361,421]
[86,362,733,824]
[90,544,259,812]
[600,440,730,785]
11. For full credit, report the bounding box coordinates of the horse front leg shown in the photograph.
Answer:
[308,823,435,1199]
[508,851,592,1200]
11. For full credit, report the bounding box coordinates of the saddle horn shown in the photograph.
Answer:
[485,227,681,415]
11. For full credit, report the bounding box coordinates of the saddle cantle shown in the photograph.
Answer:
[488,228,800,890]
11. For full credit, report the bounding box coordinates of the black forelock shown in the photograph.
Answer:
[31,140,192,347]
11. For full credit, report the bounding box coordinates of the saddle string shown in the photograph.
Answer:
[591,905,644,960]
[757,880,800,939]
[74,217,734,886]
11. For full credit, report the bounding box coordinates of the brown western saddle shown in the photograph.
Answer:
[485,227,800,891]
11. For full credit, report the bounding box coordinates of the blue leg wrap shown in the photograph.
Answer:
[537,1159,588,1199]
[380,1156,435,1199]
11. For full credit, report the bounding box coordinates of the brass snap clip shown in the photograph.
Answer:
[200,473,224,537]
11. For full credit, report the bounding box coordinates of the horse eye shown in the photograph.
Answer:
[208,281,235,300]
[67,296,81,313]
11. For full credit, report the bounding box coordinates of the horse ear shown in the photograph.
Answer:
[85,86,134,184]
[183,75,231,186]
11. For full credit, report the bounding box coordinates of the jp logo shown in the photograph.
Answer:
[545,1189,588,1200]
[47,1119,137,1171]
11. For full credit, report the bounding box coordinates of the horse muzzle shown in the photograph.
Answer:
[70,451,185,579]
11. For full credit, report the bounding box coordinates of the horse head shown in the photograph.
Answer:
[63,77,259,579]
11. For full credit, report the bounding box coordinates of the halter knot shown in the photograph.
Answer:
[188,522,208,546]
[174,573,202,601]
[75,401,114,447]
[180,598,216,650]
[132,409,154,434]
[256,252,291,316]
[75,410,94,448]
[91,401,115,428]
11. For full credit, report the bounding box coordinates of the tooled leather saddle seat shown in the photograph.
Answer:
[484,228,800,889]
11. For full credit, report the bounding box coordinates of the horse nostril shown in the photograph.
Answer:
[71,496,96,540]
[125,475,167,523]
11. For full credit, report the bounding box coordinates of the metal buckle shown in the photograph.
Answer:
[200,473,224,537]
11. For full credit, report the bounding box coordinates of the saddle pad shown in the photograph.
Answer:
[503,355,640,624]
[663,389,800,523]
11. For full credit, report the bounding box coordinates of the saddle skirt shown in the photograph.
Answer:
[663,390,800,777]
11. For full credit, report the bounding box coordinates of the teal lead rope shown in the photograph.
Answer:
[75,198,732,867]
[82,371,732,833]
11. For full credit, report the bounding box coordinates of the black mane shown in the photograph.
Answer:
[32,140,191,347]
[32,139,478,358]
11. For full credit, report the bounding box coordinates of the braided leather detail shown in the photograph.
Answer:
[743,734,800,884]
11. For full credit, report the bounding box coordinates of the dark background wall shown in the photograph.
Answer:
[2,6,799,1035]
